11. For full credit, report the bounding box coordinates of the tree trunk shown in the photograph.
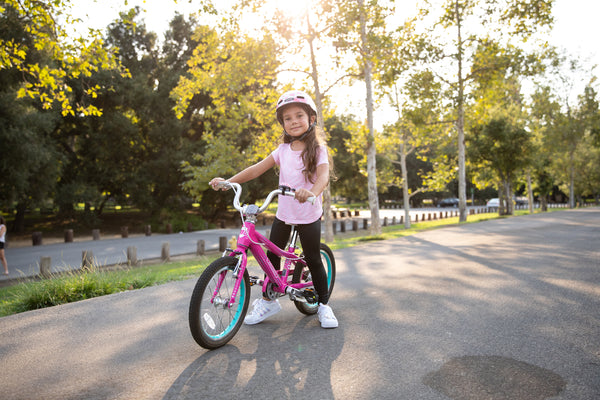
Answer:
[454,0,467,223]
[306,13,334,243]
[359,0,381,235]
[400,141,411,229]
[569,151,575,208]
[526,170,534,213]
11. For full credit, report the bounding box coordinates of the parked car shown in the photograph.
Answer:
[437,198,459,208]
[486,198,499,208]
[515,197,528,206]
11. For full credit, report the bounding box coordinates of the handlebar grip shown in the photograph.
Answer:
[285,191,316,205]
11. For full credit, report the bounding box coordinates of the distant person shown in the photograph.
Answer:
[0,216,8,275]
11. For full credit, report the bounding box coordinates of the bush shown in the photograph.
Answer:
[5,266,155,314]
[150,209,209,233]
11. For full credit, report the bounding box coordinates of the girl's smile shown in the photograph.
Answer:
[281,104,312,137]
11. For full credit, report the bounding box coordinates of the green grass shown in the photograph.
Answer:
[0,207,570,318]
[0,258,213,317]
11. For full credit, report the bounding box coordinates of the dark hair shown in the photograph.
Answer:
[279,104,335,184]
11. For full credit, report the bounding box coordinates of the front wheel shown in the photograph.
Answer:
[292,243,336,315]
[188,256,250,349]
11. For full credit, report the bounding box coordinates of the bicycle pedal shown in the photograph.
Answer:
[249,276,260,286]
[303,289,318,304]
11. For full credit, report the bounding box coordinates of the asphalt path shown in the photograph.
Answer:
[0,208,598,399]
[2,207,473,280]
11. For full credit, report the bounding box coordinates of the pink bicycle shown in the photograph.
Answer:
[188,182,336,349]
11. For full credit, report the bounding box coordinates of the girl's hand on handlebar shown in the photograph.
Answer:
[209,178,228,191]
[294,188,315,204]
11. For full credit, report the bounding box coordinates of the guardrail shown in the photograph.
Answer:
[22,203,588,280]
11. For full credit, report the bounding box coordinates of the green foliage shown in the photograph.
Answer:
[153,209,209,232]
[173,25,282,204]
[0,260,211,316]
[469,117,533,213]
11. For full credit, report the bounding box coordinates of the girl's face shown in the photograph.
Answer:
[281,104,314,137]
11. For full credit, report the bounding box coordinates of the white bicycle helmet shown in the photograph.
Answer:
[276,90,318,125]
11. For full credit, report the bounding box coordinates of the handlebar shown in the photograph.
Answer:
[215,181,316,214]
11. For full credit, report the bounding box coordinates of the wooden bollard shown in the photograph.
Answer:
[64,229,73,243]
[121,226,129,238]
[92,229,101,240]
[352,220,358,231]
[383,217,388,227]
[161,242,170,262]
[332,221,337,235]
[40,256,52,278]
[392,216,396,225]
[355,210,360,217]
[32,231,42,246]
[197,240,205,256]
[166,223,173,234]
[82,250,94,268]
[187,222,193,232]
[127,246,138,265]
[363,218,368,230]
[145,225,152,236]
[340,220,346,233]
[219,236,227,252]
[220,220,226,228]
[428,213,432,221]
[400,216,404,224]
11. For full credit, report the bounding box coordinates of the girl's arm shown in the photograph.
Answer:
[210,155,275,190]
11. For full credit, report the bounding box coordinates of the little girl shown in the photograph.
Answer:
[209,90,338,329]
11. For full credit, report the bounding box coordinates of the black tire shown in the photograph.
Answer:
[292,243,336,315]
[188,257,250,350]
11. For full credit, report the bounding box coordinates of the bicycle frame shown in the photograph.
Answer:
[189,182,335,349]
[215,183,314,308]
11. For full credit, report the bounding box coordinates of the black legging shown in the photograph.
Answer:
[267,217,329,305]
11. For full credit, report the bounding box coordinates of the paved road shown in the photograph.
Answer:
[2,207,477,280]
[1,208,597,399]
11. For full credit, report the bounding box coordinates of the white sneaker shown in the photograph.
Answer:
[318,304,338,328]
[244,298,282,325]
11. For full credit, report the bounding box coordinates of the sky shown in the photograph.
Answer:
[72,0,599,63]
[70,0,600,123]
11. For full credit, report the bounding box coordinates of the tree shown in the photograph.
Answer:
[0,2,63,231]
[469,117,533,215]
[53,9,203,219]
[416,0,554,221]
[0,0,124,117]
[382,69,451,228]
[325,0,396,235]
[173,25,282,212]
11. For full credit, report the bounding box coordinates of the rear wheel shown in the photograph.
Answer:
[188,256,250,349]
[292,243,336,315]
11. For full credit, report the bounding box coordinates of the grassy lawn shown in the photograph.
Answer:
[0,208,555,317]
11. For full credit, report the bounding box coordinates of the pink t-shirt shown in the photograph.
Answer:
[271,143,329,224]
